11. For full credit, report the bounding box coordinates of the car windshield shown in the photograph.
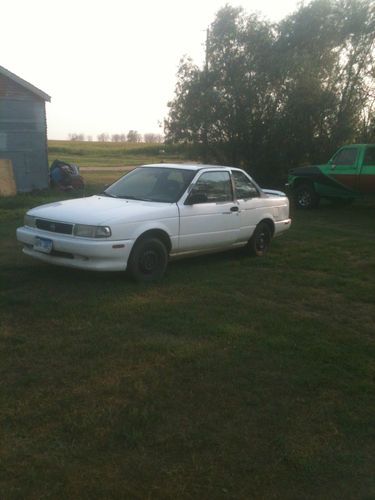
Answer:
[104,167,196,203]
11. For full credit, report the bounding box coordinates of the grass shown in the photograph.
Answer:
[48,140,193,169]
[0,179,374,498]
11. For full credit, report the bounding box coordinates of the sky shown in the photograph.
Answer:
[2,0,300,140]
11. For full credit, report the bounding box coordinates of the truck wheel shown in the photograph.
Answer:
[248,222,271,257]
[128,237,168,282]
[294,183,320,209]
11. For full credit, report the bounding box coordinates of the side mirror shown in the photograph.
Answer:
[185,192,208,205]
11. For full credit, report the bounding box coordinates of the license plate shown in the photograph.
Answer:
[34,237,53,254]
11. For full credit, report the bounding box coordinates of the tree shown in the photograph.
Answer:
[127,130,142,143]
[68,133,85,141]
[144,133,164,143]
[166,0,375,184]
[97,133,109,142]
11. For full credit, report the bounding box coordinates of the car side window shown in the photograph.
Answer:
[232,170,259,199]
[191,171,232,203]
[363,147,375,166]
[332,148,357,166]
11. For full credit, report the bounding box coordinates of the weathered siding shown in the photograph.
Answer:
[0,73,49,192]
[0,73,39,101]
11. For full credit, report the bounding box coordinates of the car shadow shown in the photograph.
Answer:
[17,246,251,287]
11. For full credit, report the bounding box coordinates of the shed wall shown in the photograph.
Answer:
[0,73,49,192]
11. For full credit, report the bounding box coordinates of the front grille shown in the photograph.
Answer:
[36,219,73,235]
[50,250,74,259]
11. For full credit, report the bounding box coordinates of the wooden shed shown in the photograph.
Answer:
[0,65,51,192]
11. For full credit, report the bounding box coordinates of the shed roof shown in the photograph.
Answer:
[0,65,51,102]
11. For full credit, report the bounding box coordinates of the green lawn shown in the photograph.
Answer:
[0,183,374,498]
[48,140,192,169]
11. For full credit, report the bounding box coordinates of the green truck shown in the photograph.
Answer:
[287,144,375,208]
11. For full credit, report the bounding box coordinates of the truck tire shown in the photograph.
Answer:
[294,183,320,209]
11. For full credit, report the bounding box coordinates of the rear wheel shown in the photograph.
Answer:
[294,183,320,209]
[248,222,271,257]
[128,237,168,282]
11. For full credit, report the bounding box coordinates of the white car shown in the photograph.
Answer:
[16,164,291,281]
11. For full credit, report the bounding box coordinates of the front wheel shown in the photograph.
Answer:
[294,183,320,209]
[128,237,168,282]
[248,222,271,257]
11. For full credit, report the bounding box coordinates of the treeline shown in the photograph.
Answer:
[68,131,164,143]
[165,0,375,184]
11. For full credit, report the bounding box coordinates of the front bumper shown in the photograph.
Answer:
[16,226,134,271]
[274,218,292,237]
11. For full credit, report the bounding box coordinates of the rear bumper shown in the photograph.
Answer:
[16,226,134,271]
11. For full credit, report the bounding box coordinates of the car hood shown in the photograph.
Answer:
[28,195,176,225]
[288,165,325,176]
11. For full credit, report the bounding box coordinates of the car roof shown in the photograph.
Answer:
[141,163,239,171]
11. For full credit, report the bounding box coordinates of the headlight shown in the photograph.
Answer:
[24,214,36,227]
[73,224,112,238]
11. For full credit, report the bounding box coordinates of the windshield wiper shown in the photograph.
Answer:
[117,195,151,201]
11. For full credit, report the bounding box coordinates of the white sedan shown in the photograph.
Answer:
[16,164,291,281]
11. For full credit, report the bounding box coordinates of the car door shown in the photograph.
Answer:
[231,169,264,243]
[359,146,375,194]
[177,170,240,252]
[326,147,359,193]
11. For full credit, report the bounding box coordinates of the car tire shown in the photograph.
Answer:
[128,237,168,282]
[248,222,271,257]
[294,183,320,209]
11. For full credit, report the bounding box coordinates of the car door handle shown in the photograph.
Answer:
[230,206,239,212]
